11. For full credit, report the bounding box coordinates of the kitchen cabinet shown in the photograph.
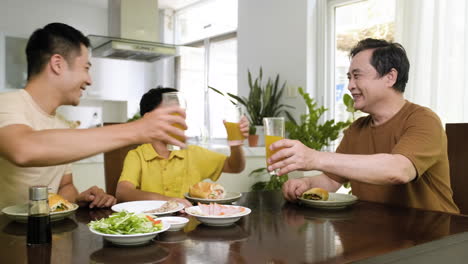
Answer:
[0,34,28,91]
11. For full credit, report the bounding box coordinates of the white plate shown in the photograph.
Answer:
[111,201,184,216]
[185,205,251,227]
[157,216,189,232]
[298,193,358,210]
[89,220,170,246]
[184,192,242,204]
[1,203,79,223]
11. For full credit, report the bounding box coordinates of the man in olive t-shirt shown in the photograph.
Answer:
[269,38,459,214]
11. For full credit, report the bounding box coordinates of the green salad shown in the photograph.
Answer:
[88,211,163,235]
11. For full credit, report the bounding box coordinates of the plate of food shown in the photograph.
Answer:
[185,203,251,227]
[1,193,79,223]
[111,200,184,216]
[88,211,170,246]
[184,182,242,204]
[298,188,358,210]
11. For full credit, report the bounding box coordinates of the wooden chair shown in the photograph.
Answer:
[446,123,468,215]
[103,144,138,196]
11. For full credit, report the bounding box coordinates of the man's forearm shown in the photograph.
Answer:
[57,184,79,203]
[304,173,343,192]
[1,123,139,167]
[225,145,246,173]
[316,152,416,185]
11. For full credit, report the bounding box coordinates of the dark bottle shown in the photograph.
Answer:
[27,186,52,245]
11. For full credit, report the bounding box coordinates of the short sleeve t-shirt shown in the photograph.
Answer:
[336,101,459,213]
[118,144,227,198]
[0,90,72,210]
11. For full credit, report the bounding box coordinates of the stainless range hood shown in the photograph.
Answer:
[88,0,176,62]
[88,35,176,62]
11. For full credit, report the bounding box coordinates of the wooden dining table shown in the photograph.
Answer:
[2,191,468,264]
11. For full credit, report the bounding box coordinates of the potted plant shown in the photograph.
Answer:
[249,87,352,191]
[247,126,259,147]
[209,67,294,146]
[285,87,351,150]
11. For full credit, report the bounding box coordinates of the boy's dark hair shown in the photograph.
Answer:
[140,87,178,116]
[350,38,410,93]
[26,22,90,80]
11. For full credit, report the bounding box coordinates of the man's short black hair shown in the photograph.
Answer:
[140,87,178,116]
[350,38,410,93]
[26,22,90,80]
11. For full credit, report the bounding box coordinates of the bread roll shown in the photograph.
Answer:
[301,187,329,201]
[48,193,73,212]
[189,182,225,199]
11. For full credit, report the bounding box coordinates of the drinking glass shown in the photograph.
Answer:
[162,92,187,151]
[224,104,245,146]
[263,117,285,175]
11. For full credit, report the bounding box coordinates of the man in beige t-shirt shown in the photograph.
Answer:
[0,89,111,209]
[271,38,458,213]
[0,23,187,209]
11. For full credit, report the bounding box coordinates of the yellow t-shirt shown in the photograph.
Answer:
[118,144,227,198]
[0,90,72,210]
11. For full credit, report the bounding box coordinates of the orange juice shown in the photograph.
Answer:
[265,135,284,162]
[170,113,186,143]
[224,122,244,141]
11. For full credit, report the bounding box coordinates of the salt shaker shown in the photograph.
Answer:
[27,185,51,246]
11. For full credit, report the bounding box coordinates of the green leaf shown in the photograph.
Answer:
[208,86,225,96]
[285,87,351,151]
[248,167,267,177]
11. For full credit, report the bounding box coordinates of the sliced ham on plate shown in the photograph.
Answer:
[198,203,245,216]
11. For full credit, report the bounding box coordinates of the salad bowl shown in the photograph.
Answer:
[89,225,170,246]
[88,211,170,246]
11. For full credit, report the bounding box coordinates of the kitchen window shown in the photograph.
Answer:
[329,0,396,123]
[174,0,238,141]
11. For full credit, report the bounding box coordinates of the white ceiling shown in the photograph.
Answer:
[68,0,107,9]
[68,0,200,10]
[159,0,200,10]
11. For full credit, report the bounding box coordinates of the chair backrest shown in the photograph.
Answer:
[103,144,138,196]
[446,123,468,215]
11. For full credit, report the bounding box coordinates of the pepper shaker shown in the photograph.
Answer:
[27,185,51,246]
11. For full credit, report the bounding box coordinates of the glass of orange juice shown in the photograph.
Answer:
[263,117,285,175]
[224,104,245,146]
[162,92,187,151]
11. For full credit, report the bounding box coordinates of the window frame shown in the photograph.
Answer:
[313,0,366,122]
[175,32,238,140]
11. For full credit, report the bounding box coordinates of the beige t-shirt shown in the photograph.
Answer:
[0,90,71,210]
[336,101,459,214]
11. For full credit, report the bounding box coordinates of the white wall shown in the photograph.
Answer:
[0,0,107,38]
[237,0,309,122]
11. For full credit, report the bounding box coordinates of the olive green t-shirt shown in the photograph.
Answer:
[336,101,459,214]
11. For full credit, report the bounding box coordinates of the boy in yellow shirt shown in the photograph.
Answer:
[116,88,249,207]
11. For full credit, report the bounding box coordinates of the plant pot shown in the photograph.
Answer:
[248,135,259,147]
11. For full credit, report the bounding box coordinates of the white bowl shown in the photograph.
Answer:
[185,205,251,227]
[89,221,170,246]
[157,216,189,232]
